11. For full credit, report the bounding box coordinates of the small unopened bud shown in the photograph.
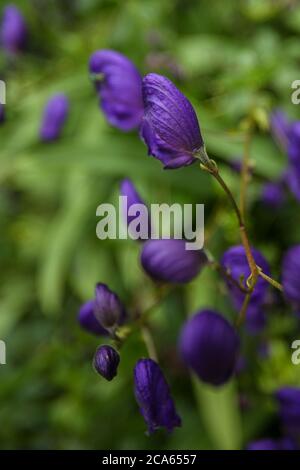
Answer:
[93,345,120,381]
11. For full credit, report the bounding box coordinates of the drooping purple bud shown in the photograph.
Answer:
[1,5,27,54]
[270,109,290,152]
[120,178,151,239]
[40,94,69,142]
[282,245,300,311]
[89,49,143,131]
[140,73,204,169]
[247,437,297,450]
[93,345,120,381]
[179,310,240,386]
[134,358,181,434]
[0,103,4,123]
[77,300,108,336]
[94,283,124,330]
[140,239,207,284]
[261,181,285,209]
[276,387,300,436]
[221,245,270,332]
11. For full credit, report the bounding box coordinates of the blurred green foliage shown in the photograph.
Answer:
[0,0,300,450]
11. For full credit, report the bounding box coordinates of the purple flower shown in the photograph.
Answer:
[0,5,27,54]
[221,245,270,332]
[261,182,285,209]
[247,437,297,450]
[94,283,125,330]
[282,245,300,311]
[77,300,107,336]
[286,166,300,202]
[40,94,69,142]
[93,345,120,381]
[0,104,4,123]
[179,310,240,386]
[120,178,151,239]
[140,73,204,169]
[134,358,181,434]
[286,122,300,201]
[89,49,143,131]
[270,109,290,152]
[141,239,207,284]
[276,387,300,436]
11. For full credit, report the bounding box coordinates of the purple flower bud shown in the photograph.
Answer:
[247,437,297,450]
[261,182,285,208]
[179,310,239,386]
[78,300,108,336]
[120,178,151,239]
[270,109,290,152]
[0,104,4,123]
[286,166,300,202]
[288,121,300,167]
[134,358,181,434]
[1,5,27,54]
[276,387,300,436]
[93,345,120,381]
[40,94,69,142]
[94,283,124,330]
[140,73,204,169]
[282,245,300,311]
[141,239,207,284]
[221,245,270,332]
[89,49,143,131]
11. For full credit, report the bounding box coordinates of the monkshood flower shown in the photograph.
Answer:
[120,178,151,239]
[141,239,207,284]
[94,283,125,330]
[78,300,107,336]
[93,345,120,381]
[0,5,27,54]
[261,181,285,209]
[140,73,204,169]
[247,437,297,450]
[270,109,290,152]
[89,49,143,131]
[40,94,69,142]
[0,104,4,123]
[221,245,270,332]
[134,358,181,434]
[276,387,300,436]
[282,245,300,311]
[179,310,240,386]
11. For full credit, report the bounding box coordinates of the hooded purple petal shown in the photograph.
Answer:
[40,94,69,142]
[140,73,204,169]
[134,358,181,434]
[93,345,120,381]
[1,5,27,54]
[94,283,125,329]
[282,245,300,311]
[276,387,300,436]
[270,109,290,152]
[77,300,108,336]
[89,49,143,131]
[141,238,207,284]
[179,310,240,386]
[120,178,151,239]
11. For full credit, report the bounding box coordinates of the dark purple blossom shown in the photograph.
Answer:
[247,437,297,450]
[141,239,207,284]
[120,178,151,239]
[40,94,69,142]
[282,245,300,311]
[221,245,270,332]
[77,300,107,336]
[0,5,27,54]
[276,387,300,436]
[89,49,143,131]
[93,345,120,381]
[134,358,181,434]
[270,109,290,152]
[261,181,285,209]
[94,283,125,330]
[140,73,204,169]
[179,310,240,386]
